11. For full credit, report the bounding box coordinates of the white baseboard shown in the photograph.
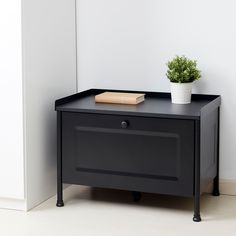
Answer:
[0,185,69,211]
[219,179,236,196]
[0,198,27,211]
[206,179,236,196]
[26,184,70,211]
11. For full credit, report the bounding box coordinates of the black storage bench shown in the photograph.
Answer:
[55,89,221,222]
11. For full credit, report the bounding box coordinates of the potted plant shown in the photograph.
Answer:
[166,55,201,104]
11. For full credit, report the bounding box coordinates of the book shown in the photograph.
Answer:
[95,92,145,105]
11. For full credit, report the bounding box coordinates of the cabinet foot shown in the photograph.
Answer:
[193,214,201,222]
[212,176,220,196]
[212,189,220,196]
[56,200,64,207]
[132,191,142,202]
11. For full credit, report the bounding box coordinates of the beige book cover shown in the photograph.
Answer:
[95,92,145,105]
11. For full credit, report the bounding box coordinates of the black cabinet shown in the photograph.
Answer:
[55,89,221,222]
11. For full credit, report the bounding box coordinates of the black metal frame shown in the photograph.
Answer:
[212,107,220,197]
[193,120,201,222]
[56,111,64,207]
[192,107,220,222]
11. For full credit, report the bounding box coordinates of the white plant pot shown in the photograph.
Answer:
[170,82,193,104]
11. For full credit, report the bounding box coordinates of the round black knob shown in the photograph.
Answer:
[121,120,129,129]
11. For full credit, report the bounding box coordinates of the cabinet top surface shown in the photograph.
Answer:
[55,89,221,119]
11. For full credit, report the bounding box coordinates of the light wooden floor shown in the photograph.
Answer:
[1,185,236,236]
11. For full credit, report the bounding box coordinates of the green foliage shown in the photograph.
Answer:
[166,55,201,83]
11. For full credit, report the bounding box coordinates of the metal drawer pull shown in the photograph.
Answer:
[121,120,129,129]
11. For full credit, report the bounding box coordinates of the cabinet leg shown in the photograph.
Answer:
[132,191,142,202]
[213,107,220,197]
[56,199,64,207]
[193,193,201,222]
[56,112,64,207]
[56,200,64,207]
[56,180,64,207]
[193,120,201,222]
[212,176,220,196]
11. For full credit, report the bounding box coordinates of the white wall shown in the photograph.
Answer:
[22,0,77,210]
[0,1,24,199]
[0,0,77,210]
[77,0,236,180]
